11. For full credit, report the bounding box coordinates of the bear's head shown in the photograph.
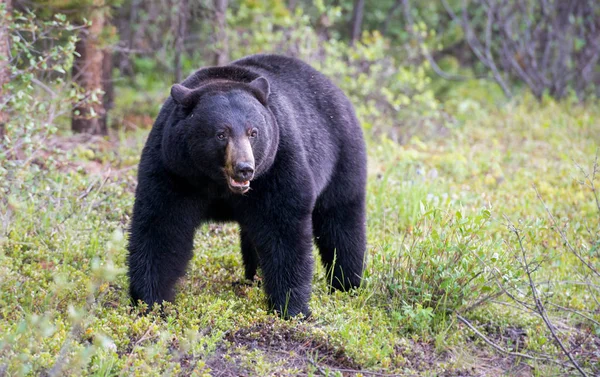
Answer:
[162,77,278,194]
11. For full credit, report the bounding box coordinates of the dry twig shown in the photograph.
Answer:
[508,221,588,377]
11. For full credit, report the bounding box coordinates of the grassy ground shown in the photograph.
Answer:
[0,93,599,376]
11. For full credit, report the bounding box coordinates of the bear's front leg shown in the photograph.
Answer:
[242,208,314,319]
[127,177,203,309]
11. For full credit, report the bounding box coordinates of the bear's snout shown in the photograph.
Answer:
[227,161,254,193]
[225,138,255,194]
[234,162,254,182]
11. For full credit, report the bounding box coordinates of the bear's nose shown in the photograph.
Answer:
[234,162,254,181]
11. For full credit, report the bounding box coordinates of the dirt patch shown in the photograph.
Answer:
[204,319,360,376]
[393,339,449,374]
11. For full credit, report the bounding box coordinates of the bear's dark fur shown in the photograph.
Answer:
[127,54,367,318]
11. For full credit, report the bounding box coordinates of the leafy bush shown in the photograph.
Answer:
[0,11,88,153]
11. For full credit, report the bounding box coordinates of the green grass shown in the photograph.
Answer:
[1,95,599,376]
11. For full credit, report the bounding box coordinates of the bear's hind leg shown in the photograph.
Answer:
[313,195,366,291]
[242,208,314,319]
[240,230,259,281]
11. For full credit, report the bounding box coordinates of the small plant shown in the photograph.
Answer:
[367,204,515,334]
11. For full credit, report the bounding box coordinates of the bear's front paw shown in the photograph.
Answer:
[129,283,174,312]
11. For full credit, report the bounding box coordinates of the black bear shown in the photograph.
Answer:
[127,54,367,318]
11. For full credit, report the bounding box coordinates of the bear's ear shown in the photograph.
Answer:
[171,84,194,108]
[249,77,270,101]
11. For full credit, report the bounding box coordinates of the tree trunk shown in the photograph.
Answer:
[116,0,140,77]
[72,0,107,135]
[349,0,365,46]
[102,47,113,124]
[213,0,228,66]
[0,0,12,140]
[174,0,188,82]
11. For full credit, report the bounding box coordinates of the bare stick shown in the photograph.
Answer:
[508,222,588,377]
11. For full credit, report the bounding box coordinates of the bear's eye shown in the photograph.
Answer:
[216,132,227,140]
[249,128,258,138]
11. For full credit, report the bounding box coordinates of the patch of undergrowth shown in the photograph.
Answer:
[1,95,599,375]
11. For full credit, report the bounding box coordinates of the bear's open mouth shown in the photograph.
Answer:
[228,176,250,193]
